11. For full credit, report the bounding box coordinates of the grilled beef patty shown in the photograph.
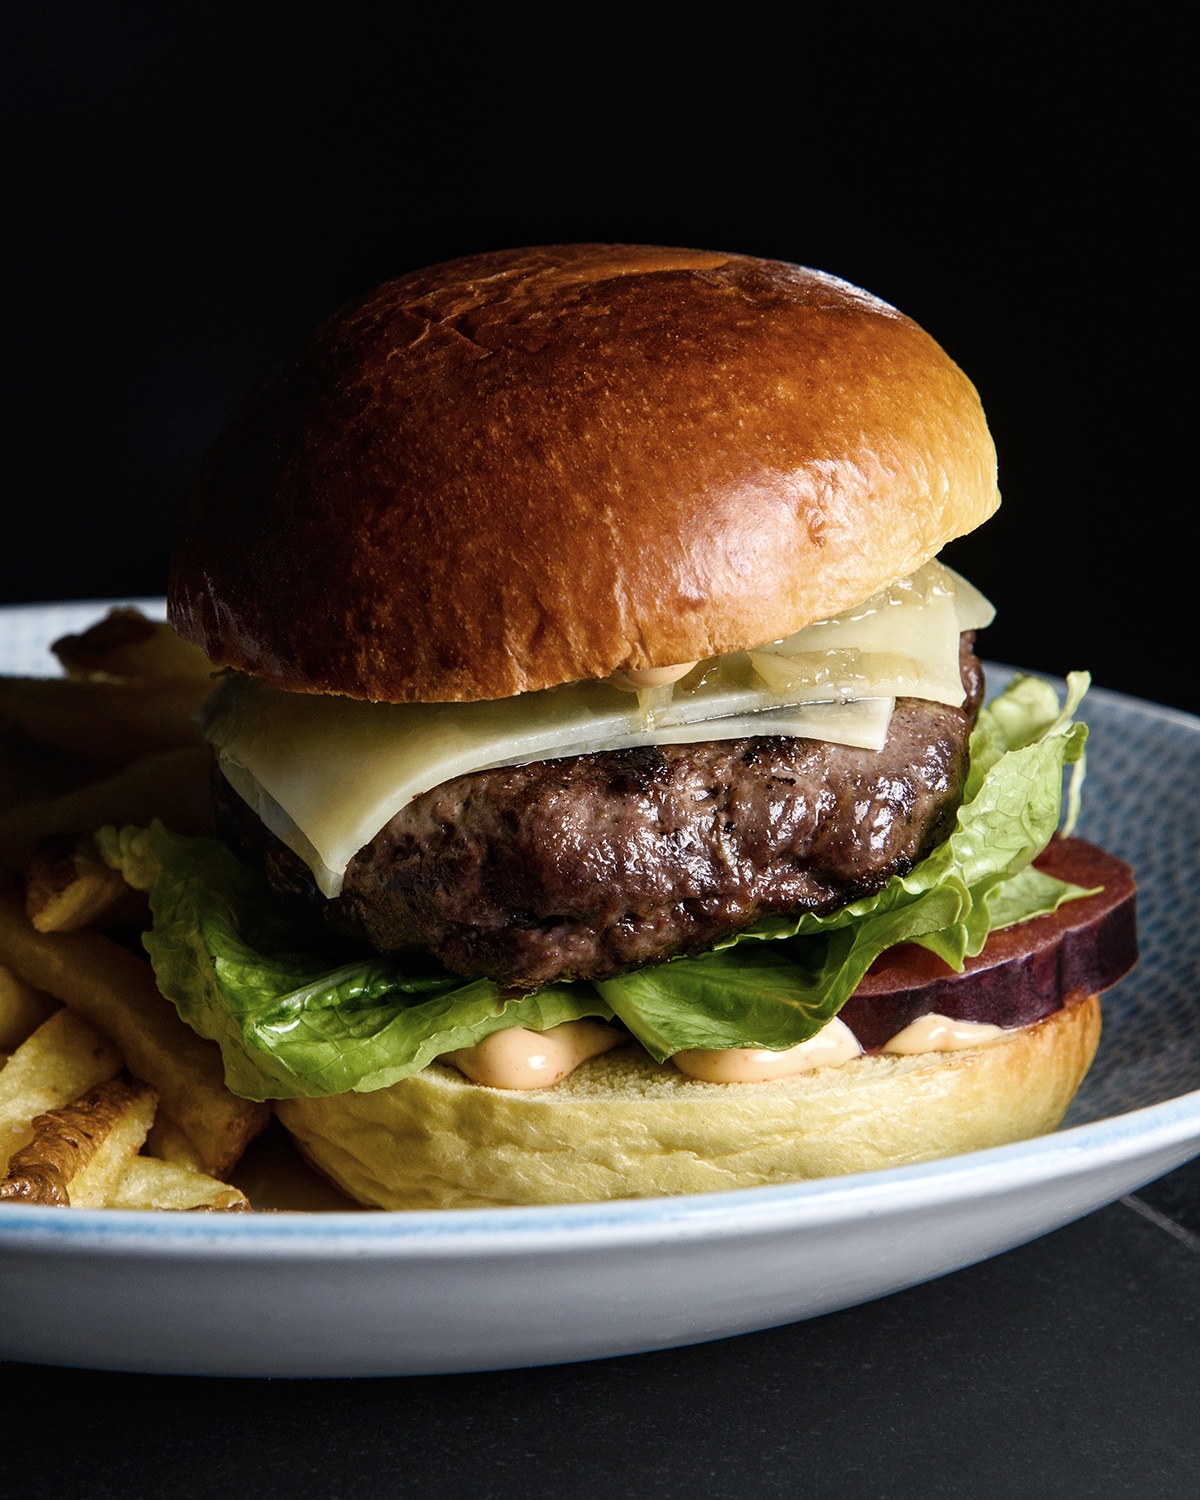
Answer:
[215,638,984,989]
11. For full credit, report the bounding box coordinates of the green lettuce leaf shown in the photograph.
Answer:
[99,673,1094,1099]
[96,823,614,1100]
[597,672,1091,1058]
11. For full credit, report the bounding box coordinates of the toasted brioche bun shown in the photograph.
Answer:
[169,245,999,703]
[275,993,1100,1210]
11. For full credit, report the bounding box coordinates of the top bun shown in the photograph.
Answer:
[169,245,999,703]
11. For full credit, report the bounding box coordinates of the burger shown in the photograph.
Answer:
[105,244,1137,1208]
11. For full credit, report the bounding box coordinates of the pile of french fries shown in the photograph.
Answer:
[0,609,267,1210]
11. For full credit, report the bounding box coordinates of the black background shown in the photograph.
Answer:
[4,11,1191,713]
[2,13,1196,1499]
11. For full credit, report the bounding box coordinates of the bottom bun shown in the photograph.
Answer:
[276,993,1101,1210]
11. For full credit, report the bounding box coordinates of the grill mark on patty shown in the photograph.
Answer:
[215,636,984,989]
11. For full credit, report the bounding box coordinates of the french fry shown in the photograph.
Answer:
[0,967,251,1211]
[0,743,214,872]
[0,715,98,812]
[0,893,268,1175]
[0,1073,156,1206]
[0,676,213,767]
[0,1067,247,1209]
[65,1081,160,1207]
[52,608,217,688]
[0,608,219,773]
[0,609,265,1210]
[108,1156,250,1211]
[0,963,59,1050]
[142,1109,207,1172]
[24,834,148,933]
[0,1007,122,1173]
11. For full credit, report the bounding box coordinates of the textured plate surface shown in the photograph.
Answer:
[1,601,1198,1377]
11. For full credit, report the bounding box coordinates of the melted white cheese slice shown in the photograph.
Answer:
[207,678,894,897]
[204,559,992,898]
[748,560,994,703]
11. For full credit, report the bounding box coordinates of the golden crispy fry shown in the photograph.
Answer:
[0,893,268,1175]
[0,964,250,1211]
[0,610,261,1210]
[0,1073,156,1206]
[0,676,214,767]
[142,1109,206,1171]
[0,1065,245,1209]
[108,1155,250,1211]
[24,834,148,933]
[60,1079,159,1208]
[0,963,59,1050]
[0,1007,122,1173]
[0,744,214,873]
[52,608,217,688]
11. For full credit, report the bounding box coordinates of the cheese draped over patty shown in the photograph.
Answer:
[203,560,993,898]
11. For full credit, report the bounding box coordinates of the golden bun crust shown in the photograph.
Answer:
[169,245,999,703]
[275,994,1100,1209]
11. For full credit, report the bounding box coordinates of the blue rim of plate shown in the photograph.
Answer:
[2,603,1199,1255]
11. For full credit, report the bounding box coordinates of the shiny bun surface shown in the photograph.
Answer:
[169,244,999,702]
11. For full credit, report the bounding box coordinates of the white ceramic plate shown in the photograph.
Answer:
[2,601,1199,1377]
